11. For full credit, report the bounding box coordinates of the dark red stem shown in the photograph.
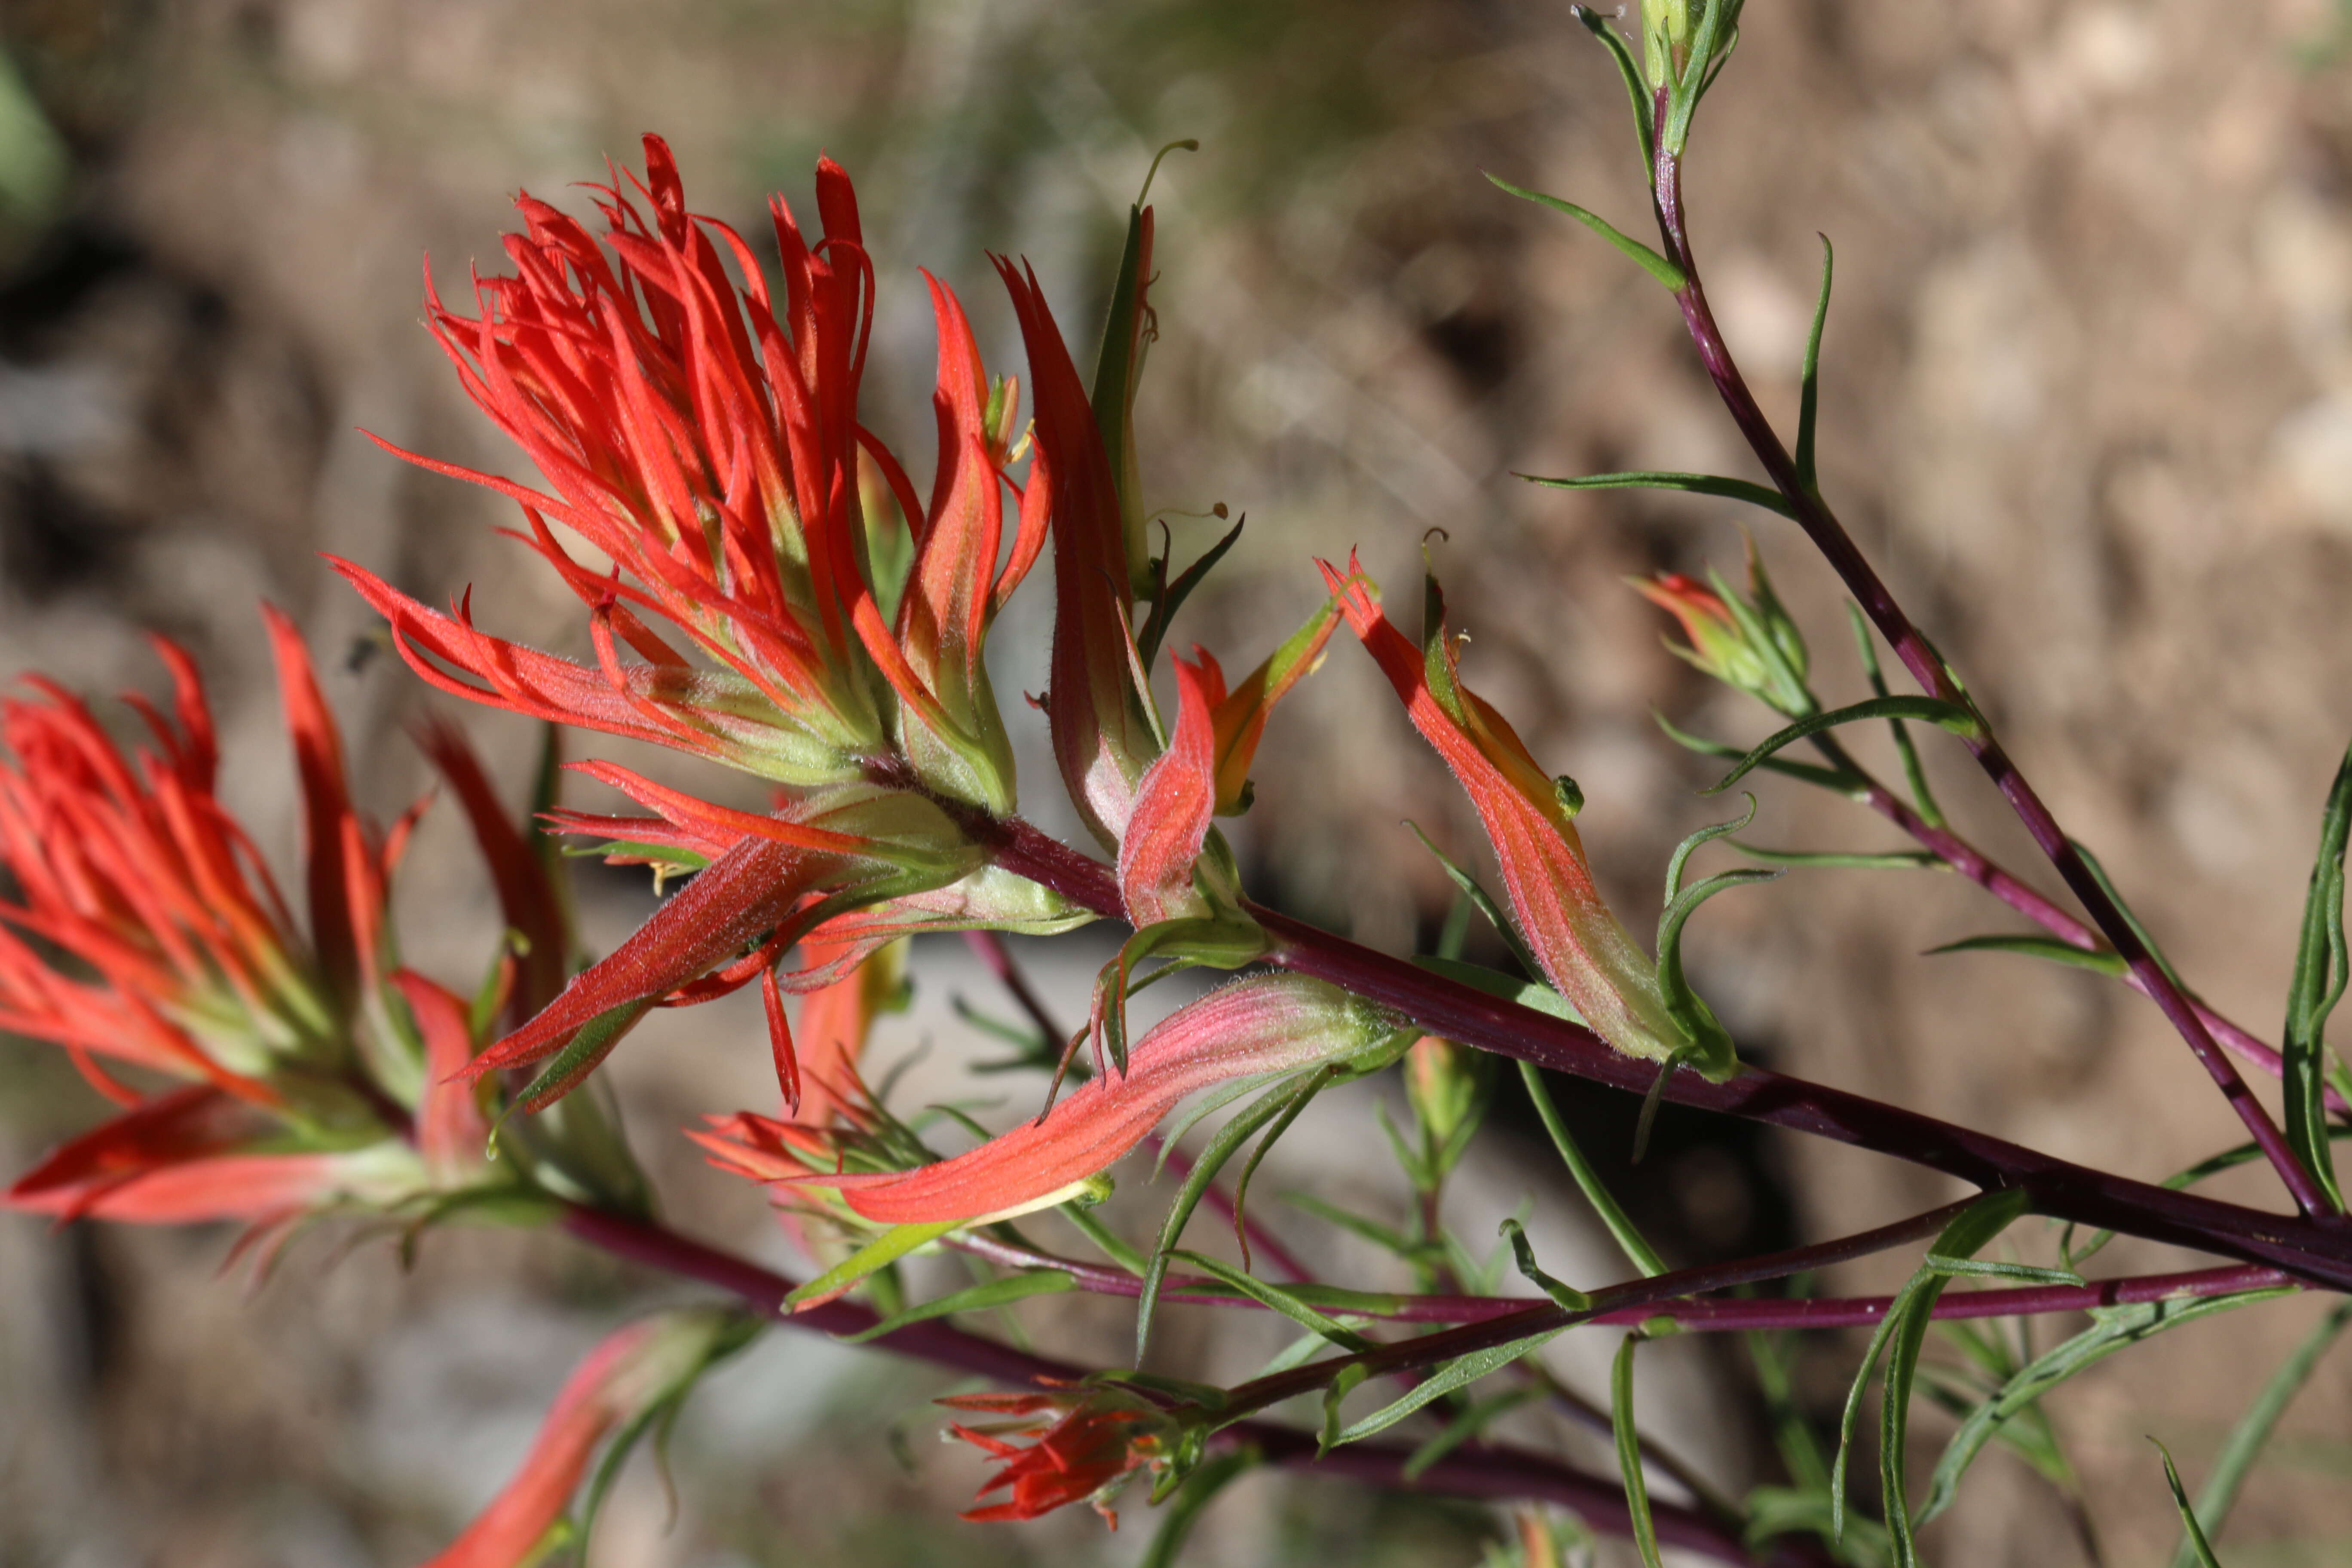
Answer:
[559,1204,1783,1564]
[978,817,2352,1289]
[1646,147,2330,1216]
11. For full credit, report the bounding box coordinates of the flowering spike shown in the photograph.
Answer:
[1632,550,1812,717]
[788,976,1394,1226]
[1323,555,1706,1073]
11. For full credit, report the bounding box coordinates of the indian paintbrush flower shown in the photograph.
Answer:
[1631,545,1811,717]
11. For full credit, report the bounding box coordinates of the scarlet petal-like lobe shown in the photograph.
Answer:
[397,971,490,1182]
[414,719,570,1022]
[470,833,836,1078]
[940,1390,1167,1525]
[1116,656,1216,926]
[3,1086,346,1223]
[796,975,1380,1225]
[1323,559,1684,1065]
[262,603,361,1014]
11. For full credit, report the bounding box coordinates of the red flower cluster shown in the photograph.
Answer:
[940,1387,1178,1525]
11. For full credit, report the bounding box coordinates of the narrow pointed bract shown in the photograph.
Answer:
[787,975,1394,1226]
[1323,556,1691,1068]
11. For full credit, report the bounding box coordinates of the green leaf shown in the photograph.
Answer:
[1485,175,1689,291]
[1734,843,1944,871]
[1706,697,1983,796]
[1139,1445,1260,1568]
[1846,603,1947,829]
[1666,793,1760,904]
[1280,1191,1418,1260]
[1834,1191,2027,1552]
[1500,1218,1593,1312]
[836,1270,1078,1344]
[1229,1063,1338,1265]
[1403,1386,1544,1482]
[1405,824,1547,984]
[2070,838,2182,991]
[1796,235,1833,496]
[496,1001,649,1123]
[1654,857,1776,1082]
[1331,1326,1571,1446]
[1918,1255,2084,1286]
[1519,1060,1666,1277]
[1747,1316,1831,1494]
[1519,468,1794,518]
[1654,710,1866,794]
[1924,934,2128,977]
[1139,1070,1326,1360]
[574,1312,760,1554]
[784,1221,960,1311]
[1570,6,1657,179]
[2285,741,2352,1212]
[1169,1250,1378,1352]
[1614,1333,1666,1568]
[1919,1287,2289,1523]
[1138,512,1248,671]
[2154,1439,2226,1568]
[2168,1301,2352,1568]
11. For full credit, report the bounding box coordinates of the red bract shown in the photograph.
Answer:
[1322,557,1691,1068]
[421,1310,747,1568]
[3,1086,401,1224]
[786,975,1393,1226]
[940,1387,1175,1525]
[0,609,383,1105]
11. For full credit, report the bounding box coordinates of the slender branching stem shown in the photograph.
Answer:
[973,817,2352,1288]
[1644,144,2331,1216]
[558,1203,1785,1565]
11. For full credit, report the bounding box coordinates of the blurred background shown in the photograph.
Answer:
[6,0,2352,1562]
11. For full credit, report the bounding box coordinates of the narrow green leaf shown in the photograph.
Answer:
[1734,843,1943,871]
[784,1220,960,1310]
[1614,1333,1666,1568]
[1747,1319,1831,1493]
[1795,235,1833,496]
[1919,1254,2085,1286]
[1519,468,1794,518]
[836,1270,1077,1344]
[1919,1288,2289,1523]
[1834,1191,2026,1547]
[1169,1250,1378,1352]
[2154,1440,2226,1568]
[1139,1446,1260,1568]
[1706,696,1982,795]
[1403,1385,1544,1482]
[1139,1071,1325,1359]
[1486,175,1688,291]
[1230,1063,1338,1265]
[1569,6,1657,178]
[2168,1301,2352,1568]
[1519,1060,1666,1277]
[1499,1218,1593,1311]
[1665,793,1759,904]
[2285,741,2352,1212]
[575,1312,760,1552]
[1881,1193,2030,1565]
[1331,1327,1569,1446]
[1654,863,1776,1081]
[1138,513,1248,671]
[1061,1201,1150,1275]
[496,1001,648,1125]
[1925,934,2128,977]
[2071,838,2183,990]
[1280,1191,1417,1260]
[1846,602,1948,828]
[1654,709,1866,794]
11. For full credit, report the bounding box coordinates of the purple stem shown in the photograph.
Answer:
[951,1227,2282,1332]
[559,1204,1787,1565]
[1833,763,2342,1112]
[977,817,2352,1289]
[1646,143,2330,1216]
